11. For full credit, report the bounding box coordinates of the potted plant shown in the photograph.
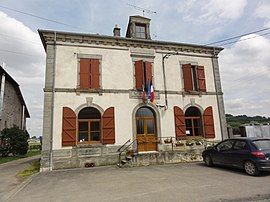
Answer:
[126,149,135,156]
[185,139,194,146]
[175,140,184,147]
[164,138,172,144]
[194,137,204,145]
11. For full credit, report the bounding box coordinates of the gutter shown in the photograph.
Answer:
[49,32,57,171]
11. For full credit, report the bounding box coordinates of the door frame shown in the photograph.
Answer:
[132,103,161,152]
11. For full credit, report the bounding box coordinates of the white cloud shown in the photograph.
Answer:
[177,0,247,24]
[0,11,45,137]
[219,34,270,117]
[254,2,270,27]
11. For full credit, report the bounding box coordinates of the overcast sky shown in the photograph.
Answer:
[0,0,269,137]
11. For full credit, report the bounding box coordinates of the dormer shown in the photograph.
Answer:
[125,16,151,40]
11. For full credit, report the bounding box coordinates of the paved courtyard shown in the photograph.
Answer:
[6,163,270,202]
[0,156,40,201]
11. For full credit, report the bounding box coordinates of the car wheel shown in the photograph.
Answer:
[204,155,213,167]
[244,161,259,176]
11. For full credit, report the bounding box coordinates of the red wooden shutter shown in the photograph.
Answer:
[102,107,115,144]
[203,106,215,138]
[145,61,152,83]
[90,59,100,89]
[197,66,206,92]
[174,106,186,138]
[135,60,144,90]
[80,58,90,89]
[182,64,193,91]
[62,107,76,146]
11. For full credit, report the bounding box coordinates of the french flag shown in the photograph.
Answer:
[149,81,154,102]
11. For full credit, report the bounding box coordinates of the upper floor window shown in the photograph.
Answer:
[134,60,152,90]
[182,64,206,92]
[79,58,100,89]
[135,24,146,39]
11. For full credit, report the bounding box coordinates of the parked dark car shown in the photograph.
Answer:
[202,137,270,176]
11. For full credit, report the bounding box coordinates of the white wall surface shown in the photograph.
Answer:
[51,44,221,150]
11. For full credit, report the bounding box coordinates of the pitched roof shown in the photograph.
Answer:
[0,65,30,118]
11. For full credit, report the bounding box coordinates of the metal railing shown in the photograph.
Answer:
[117,139,138,166]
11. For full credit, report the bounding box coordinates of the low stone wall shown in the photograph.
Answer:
[40,145,120,171]
[40,143,216,171]
[132,147,204,167]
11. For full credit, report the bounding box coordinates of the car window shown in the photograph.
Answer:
[217,140,234,151]
[233,140,247,150]
[252,140,270,150]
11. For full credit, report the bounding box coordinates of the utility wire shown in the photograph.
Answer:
[0,33,41,46]
[0,49,42,57]
[219,32,270,46]
[0,5,79,29]
[205,27,270,45]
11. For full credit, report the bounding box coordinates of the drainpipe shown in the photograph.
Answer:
[0,62,6,117]
[49,32,57,171]
[162,54,168,109]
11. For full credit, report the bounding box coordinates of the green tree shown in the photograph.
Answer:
[0,126,29,157]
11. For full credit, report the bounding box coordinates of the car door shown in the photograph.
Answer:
[212,140,235,165]
[231,140,250,168]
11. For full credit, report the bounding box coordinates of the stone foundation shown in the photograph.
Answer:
[40,143,213,171]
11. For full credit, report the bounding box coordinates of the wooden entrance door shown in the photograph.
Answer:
[136,118,157,152]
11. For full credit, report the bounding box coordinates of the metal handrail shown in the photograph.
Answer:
[117,139,137,166]
[117,139,131,153]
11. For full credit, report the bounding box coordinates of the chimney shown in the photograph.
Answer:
[113,25,120,37]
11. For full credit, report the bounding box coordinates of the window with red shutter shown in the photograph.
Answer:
[62,107,76,146]
[90,59,100,89]
[79,58,100,89]
[174,106,186,138]
[182,64,193,91]
[102,107,115,144]
[203,106,215,138]
[135,60,144,90]
[80,58,90,89]
[197,66,206,92]
[182,64,206,92]
[135,60,153,90]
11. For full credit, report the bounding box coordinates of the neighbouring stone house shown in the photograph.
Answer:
[0,64,30,131]
[39,16,227,171]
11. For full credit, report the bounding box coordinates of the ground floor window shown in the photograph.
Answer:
[78,107,101,143]
[185,107,203,136]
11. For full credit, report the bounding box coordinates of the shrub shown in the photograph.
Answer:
[0,126,29,157]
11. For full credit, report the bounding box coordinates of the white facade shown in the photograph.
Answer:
[50,45,222,150]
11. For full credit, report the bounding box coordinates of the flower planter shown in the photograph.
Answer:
[175,142,184,147]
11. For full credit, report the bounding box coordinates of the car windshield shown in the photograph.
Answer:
[252,140,270,150]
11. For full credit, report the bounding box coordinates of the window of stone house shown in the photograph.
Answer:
[79,58,100,89]
[134,60,153,91]
[185,106,203,136]
[182,64,206,92]
[135,24,146,39]
[78,107,101,143]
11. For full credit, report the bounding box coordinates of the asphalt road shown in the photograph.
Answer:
[6,163,270,202]
[0,155,40,201]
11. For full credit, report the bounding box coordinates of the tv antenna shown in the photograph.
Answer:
[127,3,157,16]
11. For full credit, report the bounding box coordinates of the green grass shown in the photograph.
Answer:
[0,150,41,164]
[17,160,40,178]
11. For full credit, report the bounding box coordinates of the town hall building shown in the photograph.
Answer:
[39,16,227,171]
